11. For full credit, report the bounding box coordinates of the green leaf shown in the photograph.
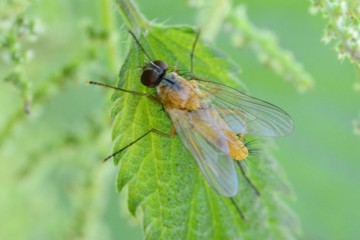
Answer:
[111,26,299,239]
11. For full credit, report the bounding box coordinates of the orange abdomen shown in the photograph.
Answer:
[224,130,248,161]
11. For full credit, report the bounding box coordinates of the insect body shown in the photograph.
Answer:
[159,73,249,161]
[137,54,293,196]
[89,30,293,198]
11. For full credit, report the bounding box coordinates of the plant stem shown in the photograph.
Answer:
[115,0,148,29]
[100,0,120,72]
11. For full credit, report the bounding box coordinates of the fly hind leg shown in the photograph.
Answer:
[236,161,261,196]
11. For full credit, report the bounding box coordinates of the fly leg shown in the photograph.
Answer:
[237,134,261,196]
[235,161,261,196]
[230,161,260,221]
[102,126,176,162]
[128,30,152,60]
[190,29,201,78]
[229,198,246,221]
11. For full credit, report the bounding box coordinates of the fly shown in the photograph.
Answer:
[88,29,293,208]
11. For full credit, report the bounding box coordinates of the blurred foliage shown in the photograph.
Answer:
[190,1,314,93]
[227,6,314,93]
[0,0,359,240]
[310,0,360,89]
[311,0,360,143]
[0,0,39,113]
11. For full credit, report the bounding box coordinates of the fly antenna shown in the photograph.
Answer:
[128,30,152,60]
[86,80,159,100]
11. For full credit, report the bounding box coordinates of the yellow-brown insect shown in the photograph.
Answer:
[157,72,249,161]
[88,30,293,198]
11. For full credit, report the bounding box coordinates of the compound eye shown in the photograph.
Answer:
[141,69,161,87]
[152,60,168,72]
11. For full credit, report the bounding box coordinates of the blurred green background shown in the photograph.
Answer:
[1,0,359,240]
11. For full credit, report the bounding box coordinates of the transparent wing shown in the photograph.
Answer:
[167,108,239,197]
[197,80,294,137]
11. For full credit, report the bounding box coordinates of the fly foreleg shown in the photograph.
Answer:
[102,126,176,162]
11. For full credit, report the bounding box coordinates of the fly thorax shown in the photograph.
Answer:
[158,72,182,92]
[157,72,201,110]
